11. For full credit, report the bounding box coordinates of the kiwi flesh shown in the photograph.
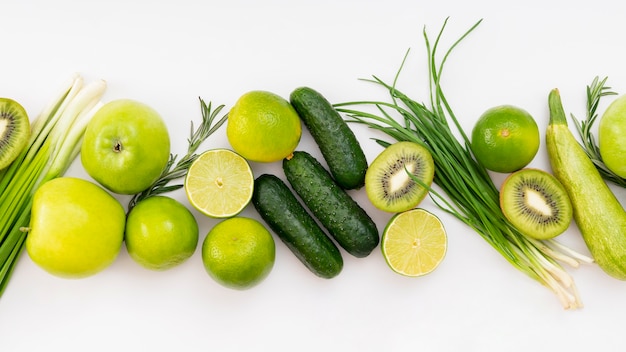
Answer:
[365,141,435,213]
[500,168,573,240]
[0,98,30,170]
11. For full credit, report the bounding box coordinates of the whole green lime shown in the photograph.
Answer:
[226,91,301,163]
[202,217,275,290]
[125,196,199,271]
[471,105,540,173]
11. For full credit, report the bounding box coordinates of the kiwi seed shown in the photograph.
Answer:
[0,98,30,170]
[365,141,435,213]
[499,168,573,240]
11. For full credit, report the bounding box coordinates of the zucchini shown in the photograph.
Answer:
[252,174,343,279]
[290,86,368,190]
[547,89,626,279]
[283,151,379,258]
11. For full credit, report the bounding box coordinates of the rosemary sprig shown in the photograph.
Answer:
[127,97,228,211]
[571,76,626,187]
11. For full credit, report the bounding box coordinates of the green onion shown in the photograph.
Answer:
[0,74,106,297]
[335,18,592,309]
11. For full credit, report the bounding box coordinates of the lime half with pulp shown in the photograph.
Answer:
[381,208,447,277]
[185,149,254,218]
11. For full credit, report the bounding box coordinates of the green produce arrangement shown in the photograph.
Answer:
[7,17,626,311]
[334,19,592,309]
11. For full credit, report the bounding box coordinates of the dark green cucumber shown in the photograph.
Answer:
[283,151,379,258]
[252,174,343,279]
[290,86,368,190]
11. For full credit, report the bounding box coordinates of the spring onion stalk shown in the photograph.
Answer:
[0,74,106,297]
[335,19,593,309]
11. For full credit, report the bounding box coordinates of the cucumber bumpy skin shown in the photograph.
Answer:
[252,174,343,279]
[283,151,379,258]
[546,89,626,280]
[290,87,368,190]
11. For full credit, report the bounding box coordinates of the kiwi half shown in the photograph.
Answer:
[0,98,30,170]
[365,141,435,213]
[500,168,572,240]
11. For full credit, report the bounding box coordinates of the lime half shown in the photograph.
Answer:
[185,149,254,218]
[381,208,447,277]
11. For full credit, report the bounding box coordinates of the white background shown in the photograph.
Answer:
[2,0,626,351]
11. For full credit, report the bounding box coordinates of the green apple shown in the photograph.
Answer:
[26,177,125,278]
[81,99,171,195]
[599,94,626,178]
[125,196,199,271]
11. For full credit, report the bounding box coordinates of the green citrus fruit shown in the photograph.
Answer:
[471,105,540,173]
[599,94,626,178]
[202,217,275,290]
[381,208,447,277]
[125,196,199,271]
[184,149,254,218]
[226,91,301,163]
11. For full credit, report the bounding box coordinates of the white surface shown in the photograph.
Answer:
[2,1,626,351]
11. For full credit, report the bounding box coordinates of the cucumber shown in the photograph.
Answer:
[252,174,343,279]
[283,151,379,258]
[547,89,626,279]
[290,86,368,190]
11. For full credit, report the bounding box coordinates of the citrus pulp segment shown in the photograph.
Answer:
[185,149,254,218]
[381,208,447,277]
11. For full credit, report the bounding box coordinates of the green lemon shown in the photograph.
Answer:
[226,91,301,163]
[202,217,275,290]
[599,94,626,178]
[471,105,540,173]
[125,196,199,271]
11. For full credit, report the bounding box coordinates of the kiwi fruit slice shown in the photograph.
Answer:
[500,168,573,240]
[0,98,30,170]
[365,141,435,213]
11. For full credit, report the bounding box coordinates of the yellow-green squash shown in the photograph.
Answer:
[546,89,626,280]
